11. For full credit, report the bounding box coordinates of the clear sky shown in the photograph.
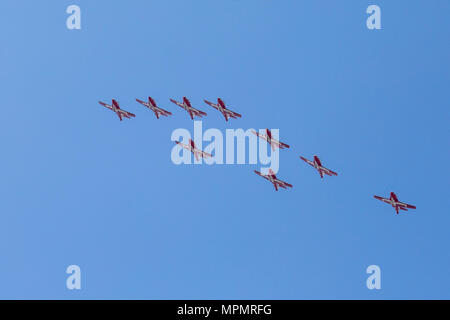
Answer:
[0,0,449,299]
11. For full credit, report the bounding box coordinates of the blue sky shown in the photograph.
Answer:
[0,0,449,299]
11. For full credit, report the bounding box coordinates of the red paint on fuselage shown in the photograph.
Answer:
[189,139,195,149]
[183,97,191,107]
[218,98,226,109]
[390,192,399,202]
[314,155,322,167]
[112,99,120,109]
[148,96,156,107]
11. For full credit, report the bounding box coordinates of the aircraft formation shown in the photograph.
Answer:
[98,96,416,215]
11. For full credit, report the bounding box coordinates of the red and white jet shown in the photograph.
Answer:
[175,139,212,161]
[204,98,242,121]
[300,155,338,179]
[98,99,136,121]
[373,192,416,214]
[170,97,207,120]
[136,96,172,119]
[252,129,290,151]
[254,169,293,191]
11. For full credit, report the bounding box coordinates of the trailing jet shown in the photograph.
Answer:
[254,169,293,191]
[300,155,338,179]
[98,99,135,121]
[170,97,207,120]
[136,96,172,119]
[175,139,212,161]
[252,129,290,151]
[204,98,242,121]
[373,192,416,214]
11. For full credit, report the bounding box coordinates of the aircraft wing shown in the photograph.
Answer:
[99,101,113,110]
[192,148,212,159]
[254,170,263,177]
[152,107,171,119]
[191,107,207,117]
[277,183,286,189]
[300,156,315,167]
[374,195,390,204]
[170,99,184,108]
[121,110,136,118]
[136,98,148,107]
[277,180,293,188]
[252,130,266,140]
[175,141,189,150]
[226,109,242,118]
[157,106,172,116]
[322,166,338,176]
[270,139,289,150]
[204,100,219,110]
[200,150,212,158]
[398,202,416,209]
[273,139,290,149]
[254,170,269,180]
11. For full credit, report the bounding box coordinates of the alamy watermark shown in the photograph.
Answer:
[66,265,81,290]
[66,5,81,30]
[366,5,381,30]
[170,121,282,174]
[366,265,381,290]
